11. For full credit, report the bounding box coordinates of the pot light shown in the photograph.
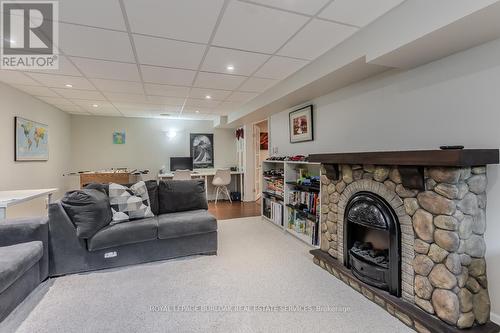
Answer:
[226,65,234,71]
[92,104,99,108]
[195,110,200,113]
[65,84,73,88]
[205,95,212,99]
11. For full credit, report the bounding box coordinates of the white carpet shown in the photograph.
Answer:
[2,217,412,333]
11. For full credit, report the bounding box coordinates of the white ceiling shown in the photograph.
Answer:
[0,0,405,120]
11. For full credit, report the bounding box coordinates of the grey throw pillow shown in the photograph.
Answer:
[61,189,112,239]
[109,181,154,224]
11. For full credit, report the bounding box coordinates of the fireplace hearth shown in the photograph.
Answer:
[344,192,401,297]
[308,149,500,331]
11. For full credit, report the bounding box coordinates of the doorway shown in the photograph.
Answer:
[253,120,269,201]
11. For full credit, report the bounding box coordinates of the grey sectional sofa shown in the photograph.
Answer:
[48,179,218,276]
[0,179,217,322]
[0,217,49,322]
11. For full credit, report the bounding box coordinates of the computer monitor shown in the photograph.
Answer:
[170,157,193,171]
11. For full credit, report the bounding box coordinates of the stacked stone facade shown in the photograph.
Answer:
[320,164,490,329]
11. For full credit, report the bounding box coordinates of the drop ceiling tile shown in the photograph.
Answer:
[90,109,122,116]
[226,91,259,103]
[248,0,330,15]
[201,47,269,76]
[71,101,121,115]
[59,0,126,30]
[189,87,232,101]
[0,70,40,85]
[194,72,246,90]
[52,88,106,100]
[13,85,59,97]
[183,107,214,115]
[239,77,277,92]
[124,0,225,43]
[22,56,82,76]
[319,0,405,27]
[254,56,308,79]
[185,98,221,109]
[54,104,87,113]
[218,101,243,111]
[133,35,206,69]
[59,23,134,62]
[213,1,309,53]
[71,58,141,81]
[71,99,114,109]
[144,83,190,98]
[104,92,148,103]
[278,19,357,60]
[91,79,143,93]
[25,73,95,90]
[36,96,75,106]
[141,65,196,86]
[146,95,185,106]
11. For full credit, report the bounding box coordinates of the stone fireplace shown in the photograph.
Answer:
[308,149,499,333]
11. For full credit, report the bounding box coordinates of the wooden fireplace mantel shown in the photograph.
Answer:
[308,149,499,167]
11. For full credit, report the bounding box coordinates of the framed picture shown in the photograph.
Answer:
[260,132,268,150]
[190,133,214,168]
[289,105,313,143]
[15,117,49,161]
[113,131,126,144]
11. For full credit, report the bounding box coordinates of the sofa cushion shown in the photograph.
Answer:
[61,189,112,239]
[109,181,154,224]
[0,241,43,294]
[158,180,208,214]
[87,218,158,251]
[157,210,216,240]
[84,180,159,216]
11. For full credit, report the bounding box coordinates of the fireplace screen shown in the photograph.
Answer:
[343,192,401,296]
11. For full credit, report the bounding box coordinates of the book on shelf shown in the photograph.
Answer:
[263,197,283,226]
[287,190,319,216]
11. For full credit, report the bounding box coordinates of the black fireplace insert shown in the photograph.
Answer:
[343,191,401,297]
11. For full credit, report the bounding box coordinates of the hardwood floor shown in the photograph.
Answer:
[208,200,261,220]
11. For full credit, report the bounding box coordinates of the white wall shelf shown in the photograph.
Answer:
[261,160,321,248]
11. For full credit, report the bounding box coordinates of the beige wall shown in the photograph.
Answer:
[69,115,238,184]
[269,38,500,321]
[0,82,72,217]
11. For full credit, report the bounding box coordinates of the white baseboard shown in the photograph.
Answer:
[491,311,500,325]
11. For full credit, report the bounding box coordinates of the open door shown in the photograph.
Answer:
[253,120,269,201]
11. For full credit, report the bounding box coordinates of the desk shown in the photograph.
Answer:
[158,170,244,200]
[0,188,57,220]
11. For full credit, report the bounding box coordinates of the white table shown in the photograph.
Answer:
[0,188,57,220]
[158,170,244,199]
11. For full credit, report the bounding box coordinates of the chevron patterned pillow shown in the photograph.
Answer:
[109,181,154,224]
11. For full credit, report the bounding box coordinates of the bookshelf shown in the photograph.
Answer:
[261,160,321,248]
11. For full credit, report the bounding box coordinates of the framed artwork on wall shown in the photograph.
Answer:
[260,132,268,150]
[15,117,49,161]
[289,105,313,143]
[113,131,126,144]
[190,133,214,168]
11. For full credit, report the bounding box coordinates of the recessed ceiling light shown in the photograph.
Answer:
[92,104,99,108]
[205,95,211,99]
[65,84,73,88]
[226,65,234,71]
[195,110,200,113]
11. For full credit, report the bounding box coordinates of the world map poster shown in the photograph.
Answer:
[15,117,49,161]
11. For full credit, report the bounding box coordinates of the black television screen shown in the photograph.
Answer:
[170,157,193,171]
